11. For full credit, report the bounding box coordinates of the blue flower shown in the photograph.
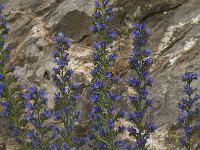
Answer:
[142,48,151,56]
[93,79,103,89]
[178,137,185,145]
[31,139,40,147]
[117,109,125,117]
[106,7,112,14]
[92,11,100,17]
[139,88,148,97]
[62,142,69,149]
[99,127,106,135]
[108,106,114,114]
[0,73,3,79]
[24,102,33,110]
[72,137,78,143]
[92,105,100,113]
[112,75,121,82]
[128,95,138,101]
[69,82,79,90]
[61,106,69,114]
[106,119,114,127]
[42,109,51,118]
[118,125,126,133]
[90,92,98,102]
[49,144,57,150]
[104,71,111,78]
[181,72,198,81]
[105,16,112,22]
[0,82,5,91]
[128,77,141,86]
[25,112,33,121]
[145,122,156,131]
[28,86,37,93]
[145,99,153,107]
[127,126,137,134]
[115,140,124,146]
[52,111,59,119]
[39,90,45,97]
[96,22,105,29]
[92,41,101,50]
[26,130,33,138]
[108,30,116,38]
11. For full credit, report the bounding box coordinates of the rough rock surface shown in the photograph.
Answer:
[0,0,200,149]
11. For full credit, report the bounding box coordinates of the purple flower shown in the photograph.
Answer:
[25,113,33,121]
[145,122,156,131]
[92,41,101,50]
[142,48,151,56]
[90,92,98,102]
[42,109,51,118]
[106,119,114,127]
[49,144,57,150]
[139,88,148,97]
[39,90,45,97]
[62,142,69,149]
[105,16,112,22]
[0,73,3,80]
[96,22,105,29]
[69,82,79,90]
[118,125,126,133]
[92,11,100,17]
[104,71,111,78]
[99,127,106,135]
[26,130,33,138]
[115,140,124,146]
[108,106,114,113]
[92,105,100,113]
[93,79,103,89]
[146,99,153,107]
[112,75,121,82]
[117,109,125,117]
[107,30,117,38]
[52,111,59,119]
[61,106,69,114]
[128,95,138,101]
[24,102,33,110]
[178,137,185,145]
[128,77,141,86]
[106,7,112,14]
[28,86,37,93]
[127,126,137,134]
[181,72,198,81]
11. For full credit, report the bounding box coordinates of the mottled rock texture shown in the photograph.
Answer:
[0,0,200,149]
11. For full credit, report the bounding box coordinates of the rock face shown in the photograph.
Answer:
[0,0,200,149]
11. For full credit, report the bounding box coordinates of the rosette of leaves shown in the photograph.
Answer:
[177,72,200,150]
[125,23,156,150]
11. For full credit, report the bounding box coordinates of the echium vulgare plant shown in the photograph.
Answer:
[88,0,126,149]
[125,23,156,150]
[20,86,58,150]
[0,4,31,149]
[177,72,200,150]
[51,32,85,149]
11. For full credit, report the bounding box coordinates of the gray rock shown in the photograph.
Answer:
[1,0,200,149]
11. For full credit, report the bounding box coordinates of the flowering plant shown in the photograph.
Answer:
[178,72,200,150]
[125,23,156,150]
[50,32,85,149]
[88,0,126,149]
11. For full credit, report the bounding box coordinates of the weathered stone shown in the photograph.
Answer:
[0,0,200,149]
